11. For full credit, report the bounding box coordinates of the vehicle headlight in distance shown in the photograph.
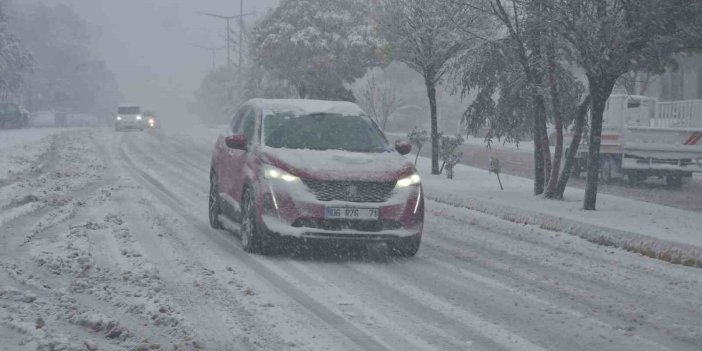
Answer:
[116,116,122,121]
[136,115,142,120]
[263,166,300,182]
[396,173,421,187]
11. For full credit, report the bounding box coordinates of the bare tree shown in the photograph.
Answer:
[353,71,397,131]
[379,0,484,174]
[550,0,702,210]
[452,0,553,195]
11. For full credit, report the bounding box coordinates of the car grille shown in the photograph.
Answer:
[293,219,402,232]
[302,180,396,203]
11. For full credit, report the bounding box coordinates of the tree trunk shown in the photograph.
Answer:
[297,83,308,99]
[533,126,545,195]
[537,96,552,185]
[531,92,549,195]
[583,76,615,210]
[544,120,563,198]
[554,95,591,198]
[544,53,563,198]
[425,76,440,175]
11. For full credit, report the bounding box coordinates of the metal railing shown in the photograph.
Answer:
[654,100,702,128]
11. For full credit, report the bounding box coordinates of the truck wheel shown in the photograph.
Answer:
[572,160,582,178]
[627,171,647,185]
[599,156,614,184]
[665,175,683,189]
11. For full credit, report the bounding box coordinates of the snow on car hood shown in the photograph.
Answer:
[260,146,415,182]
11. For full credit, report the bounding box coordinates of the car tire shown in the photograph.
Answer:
[388,234,421,257]
[209,172,223,229]
[240,188,267,254]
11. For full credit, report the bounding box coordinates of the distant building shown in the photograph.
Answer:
[644,55,702,101]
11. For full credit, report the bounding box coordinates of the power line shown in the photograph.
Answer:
[196,4,254,71]
[191,44,227,69]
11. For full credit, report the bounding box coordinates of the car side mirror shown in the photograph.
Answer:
[395,141,412,155]
[225,134,247,150]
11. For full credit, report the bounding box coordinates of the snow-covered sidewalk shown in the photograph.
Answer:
[416,157,702,267]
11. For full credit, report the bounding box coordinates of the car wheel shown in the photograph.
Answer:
[388,234,421,257]
[209,172,222,229]
[240,188,267,254]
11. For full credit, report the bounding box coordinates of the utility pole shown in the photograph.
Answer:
[197,5,253,107]
[196,7,253,68]
[192,44,226,69]
[239,0,244,80]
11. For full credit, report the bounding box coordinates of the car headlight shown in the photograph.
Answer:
[263,166,300,182]
[396,173,421,188]
[136,115,142,120]
[116,116,122,121]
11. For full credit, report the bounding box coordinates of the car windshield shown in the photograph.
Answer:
[118,106,140,115]
[263,112,390,152]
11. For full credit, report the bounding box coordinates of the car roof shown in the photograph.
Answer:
[246,98,366,116]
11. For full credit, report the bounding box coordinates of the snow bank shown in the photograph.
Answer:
[416,157,702,267]
[0,128,59,149]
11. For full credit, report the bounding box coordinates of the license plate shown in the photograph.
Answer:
[325,207,379,220]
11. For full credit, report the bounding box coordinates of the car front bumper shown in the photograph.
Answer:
[116,121,143,129]
[257,182,424,240]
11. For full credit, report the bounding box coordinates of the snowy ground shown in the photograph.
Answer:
[1,126,702,350]
[387,132,702,212]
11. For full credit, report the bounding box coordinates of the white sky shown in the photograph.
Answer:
[41,0,279,121]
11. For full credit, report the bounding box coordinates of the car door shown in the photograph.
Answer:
[224,106,258,217]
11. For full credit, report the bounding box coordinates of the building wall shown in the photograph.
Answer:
[647,55,702,101]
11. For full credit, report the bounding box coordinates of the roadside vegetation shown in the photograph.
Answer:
[189,0,702,210]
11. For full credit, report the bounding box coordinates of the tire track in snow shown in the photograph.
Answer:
[115,136,392,351]
[116,129,702,350]
[119,132,528,350]
[420,207,699,350]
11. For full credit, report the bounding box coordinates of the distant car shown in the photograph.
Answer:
[209,99,424,256]
[115,105,144,131]
[0,102,29,129]
[143,111,158,129]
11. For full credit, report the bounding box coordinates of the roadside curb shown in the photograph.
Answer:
[426,192,702,269]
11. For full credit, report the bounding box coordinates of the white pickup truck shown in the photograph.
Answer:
[570,94,702,187]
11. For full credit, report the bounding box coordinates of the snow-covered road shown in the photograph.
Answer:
[2,127,701,350]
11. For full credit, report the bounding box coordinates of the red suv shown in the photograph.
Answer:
[209,99,424,256]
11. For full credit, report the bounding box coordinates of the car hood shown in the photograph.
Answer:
[259,147,415,182]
